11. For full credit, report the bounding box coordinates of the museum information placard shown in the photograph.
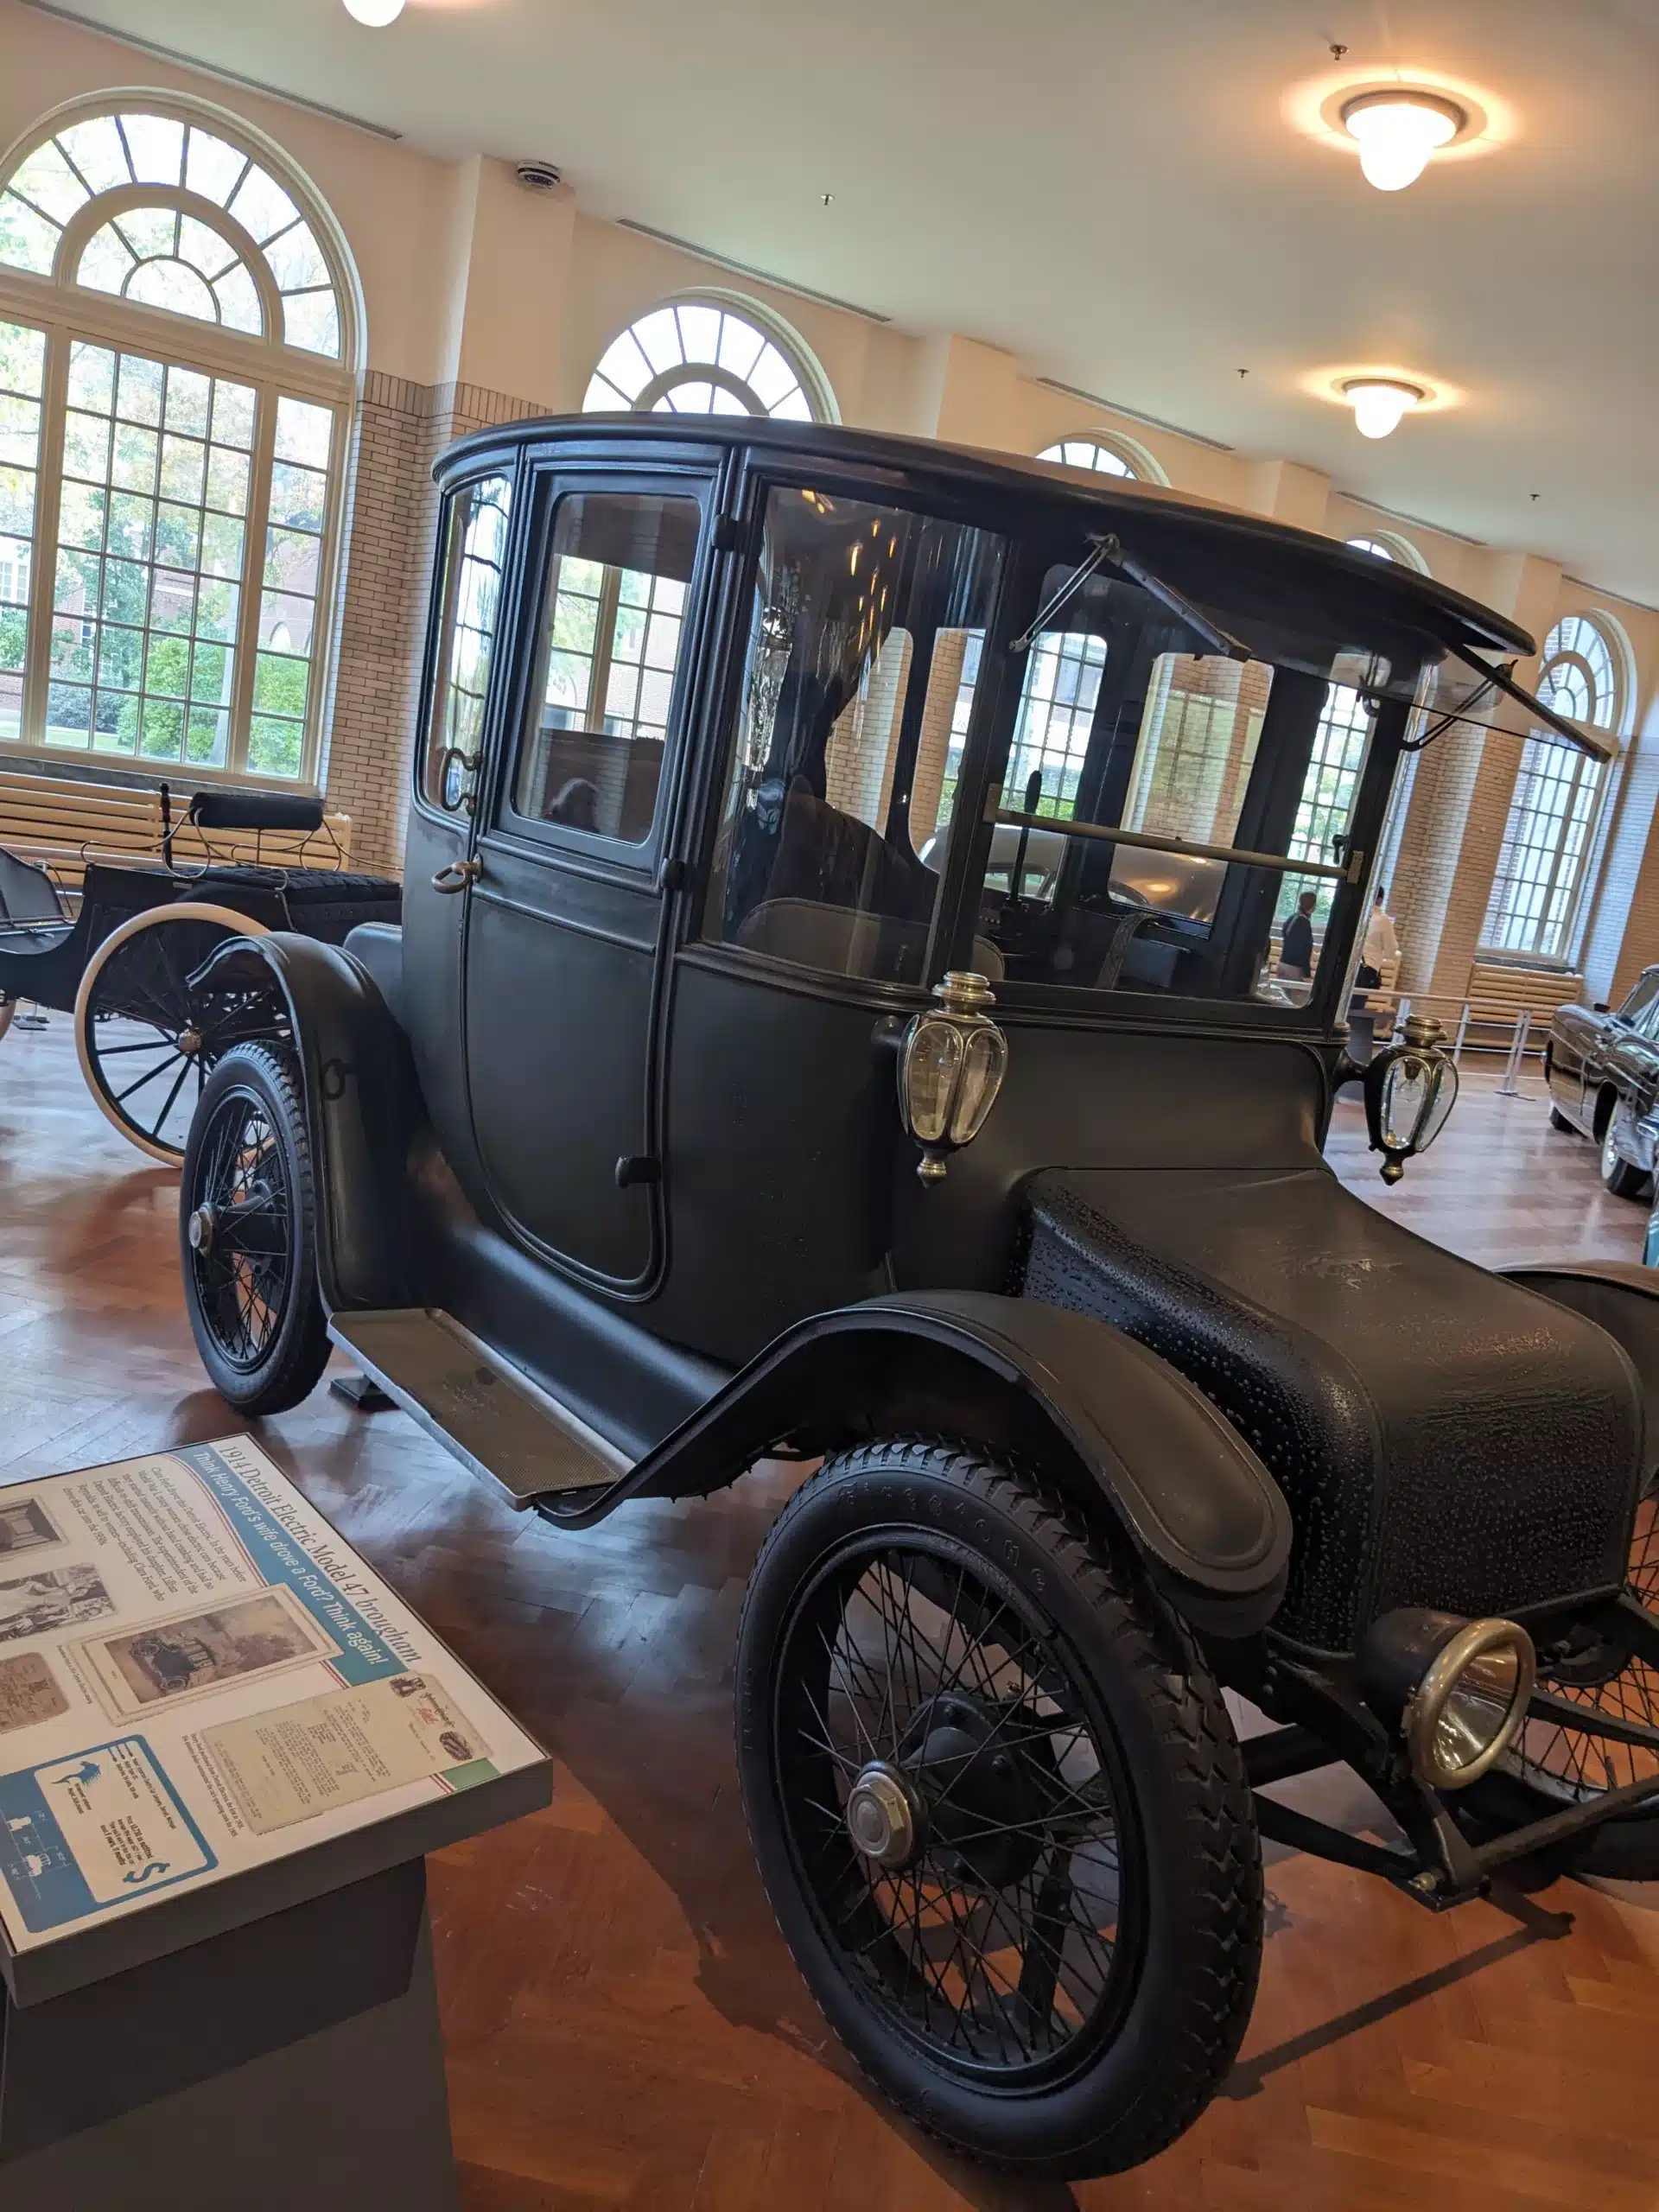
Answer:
[0,1436,545,1954]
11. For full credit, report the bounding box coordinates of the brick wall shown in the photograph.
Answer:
[316,374,543,875]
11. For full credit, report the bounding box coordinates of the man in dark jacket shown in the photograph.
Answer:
[1278,890,1318,982]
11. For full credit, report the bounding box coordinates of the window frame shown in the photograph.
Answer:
[0,97,358,791]
[1478,613,1626,966]
[486,456,718,881]
[582,295,835,426]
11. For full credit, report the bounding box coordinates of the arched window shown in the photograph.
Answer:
[1346,530,1429,573]
[1483,613,1625,963]
[0,99,357,783]
[1037,435,1163,485]
[582,299,829,422]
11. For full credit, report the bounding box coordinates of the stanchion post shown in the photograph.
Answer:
[1497,1009,1531,1097]
[1453,1001,1471,1065]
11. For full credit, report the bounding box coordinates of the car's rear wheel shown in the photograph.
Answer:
[735,1439,1262,2177]
[180,1042,330,1416]
[1599,1099,1650,1199]
[1471,1489,1659,1878]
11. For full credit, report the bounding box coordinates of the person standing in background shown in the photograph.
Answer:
[1354,885,1400,995]
[1278,890,1318,982]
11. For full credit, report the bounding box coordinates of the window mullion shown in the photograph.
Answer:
[19,328,69,748]
[227,377,276,775]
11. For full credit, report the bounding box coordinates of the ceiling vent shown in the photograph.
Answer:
[514,160,563,193]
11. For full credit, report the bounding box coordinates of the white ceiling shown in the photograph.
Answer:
[26,0,1659,604]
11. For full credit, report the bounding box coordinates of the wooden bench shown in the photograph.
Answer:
[0,771,356,888]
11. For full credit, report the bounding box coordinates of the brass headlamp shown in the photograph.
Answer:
[1363,1012,1459,1184]
[896,971,1009,1184]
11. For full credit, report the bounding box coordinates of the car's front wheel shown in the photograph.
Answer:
[1600,1098,1650,1199]
[180,1042,331,1416]
[735,1439,1262,2177]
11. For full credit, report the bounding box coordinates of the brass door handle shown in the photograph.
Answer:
[430,856,481,894]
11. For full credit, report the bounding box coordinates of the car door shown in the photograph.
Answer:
[1579,969,1659,1121]
[403,459,521,1179]
[461,455,715,1293]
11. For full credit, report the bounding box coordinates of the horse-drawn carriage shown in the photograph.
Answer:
[0,786,398,1160]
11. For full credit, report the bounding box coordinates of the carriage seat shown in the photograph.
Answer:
[1018,1163,1642,1649]
[0,847,67,925]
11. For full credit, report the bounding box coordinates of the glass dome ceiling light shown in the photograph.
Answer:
[1343,378,1426,440]
[1341,91,1466,192]
[342,0,405,23]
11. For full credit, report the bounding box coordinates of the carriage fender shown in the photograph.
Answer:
[634,1290,1292,1637]
[194,931,419,1313]
[1502,1261,1659,1484]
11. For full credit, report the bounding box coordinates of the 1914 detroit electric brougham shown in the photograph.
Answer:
[173,417,1659,2178]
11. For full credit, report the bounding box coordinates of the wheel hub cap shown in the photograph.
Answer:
[187,1204,215,1255]
[179,1027,202,1057]
[846,1763,918,1868]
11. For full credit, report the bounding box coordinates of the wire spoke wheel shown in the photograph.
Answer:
[1512,1494,1659,1807]
[187,1087,296,1371]
[73,905,265,1163]
[772,1534,1141,2088]
[737,1444,1262,2176]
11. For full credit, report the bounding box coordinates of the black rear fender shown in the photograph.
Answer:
[194,932,421,1313]
[627,1290,1291,1637]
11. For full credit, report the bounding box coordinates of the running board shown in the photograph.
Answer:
[327,1307,629,1508]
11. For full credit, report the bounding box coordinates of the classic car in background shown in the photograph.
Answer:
[164,417,1659,2180]
[1545,964,1659,1198]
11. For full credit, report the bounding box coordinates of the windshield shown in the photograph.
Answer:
[945,553,1418,1014]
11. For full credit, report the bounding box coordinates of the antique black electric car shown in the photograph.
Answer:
[173,419,1659,2180]
[1545,963,1659,1198]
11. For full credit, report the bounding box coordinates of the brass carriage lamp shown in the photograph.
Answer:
[897,971,1009,1184]
[1364,1012,1459,1184]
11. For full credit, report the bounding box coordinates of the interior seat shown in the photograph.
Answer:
[1018,1163,1642,1650]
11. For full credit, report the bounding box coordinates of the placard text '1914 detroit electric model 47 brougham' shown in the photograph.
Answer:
[174,419,1659,2179]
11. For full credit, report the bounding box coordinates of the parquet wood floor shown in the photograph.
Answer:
[0,1021,1654,2210]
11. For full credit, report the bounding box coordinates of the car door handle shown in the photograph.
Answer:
[430,856,482,894]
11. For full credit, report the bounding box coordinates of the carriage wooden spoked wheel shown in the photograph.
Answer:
[73,904,268,1165]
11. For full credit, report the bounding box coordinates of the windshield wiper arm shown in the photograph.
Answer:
[1013,533,1251,661]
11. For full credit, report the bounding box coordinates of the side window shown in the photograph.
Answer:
[510,491,701,847]
[703,486,1005,985]
[1620,970,1659,1026]
[420,473,514,815]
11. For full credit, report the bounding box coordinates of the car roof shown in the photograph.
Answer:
[438,413,1536,663]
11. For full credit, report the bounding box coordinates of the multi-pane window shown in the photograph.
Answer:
[1006,632,1107,813]
[583,302,823,422]
[421,474,514,815]
[512,493,700,845]
[1482,613,1622,962]
[0,103,354,783]
[1346,537,1394,561]
[1037,438,1136,480]
[46,342,253,767]
[1127,658,1268,846]
[0,320,45,743]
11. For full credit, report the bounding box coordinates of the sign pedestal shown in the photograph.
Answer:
[0,1857,458,2211]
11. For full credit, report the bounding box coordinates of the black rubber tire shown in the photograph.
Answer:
[1601,1107,1649,1200]
[180,1042,331,1416]
[734,1439,1262,2178]
[1548,1106,1574,1133]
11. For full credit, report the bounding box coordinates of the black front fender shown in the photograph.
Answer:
[1503,1260,1658,1484]
[615,1290,1292,1637]
[195,932,421,1313]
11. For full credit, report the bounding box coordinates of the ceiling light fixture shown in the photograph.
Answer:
[1340,90,1466,192]
[1343,378,1426,440]
[342,0,405,23]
